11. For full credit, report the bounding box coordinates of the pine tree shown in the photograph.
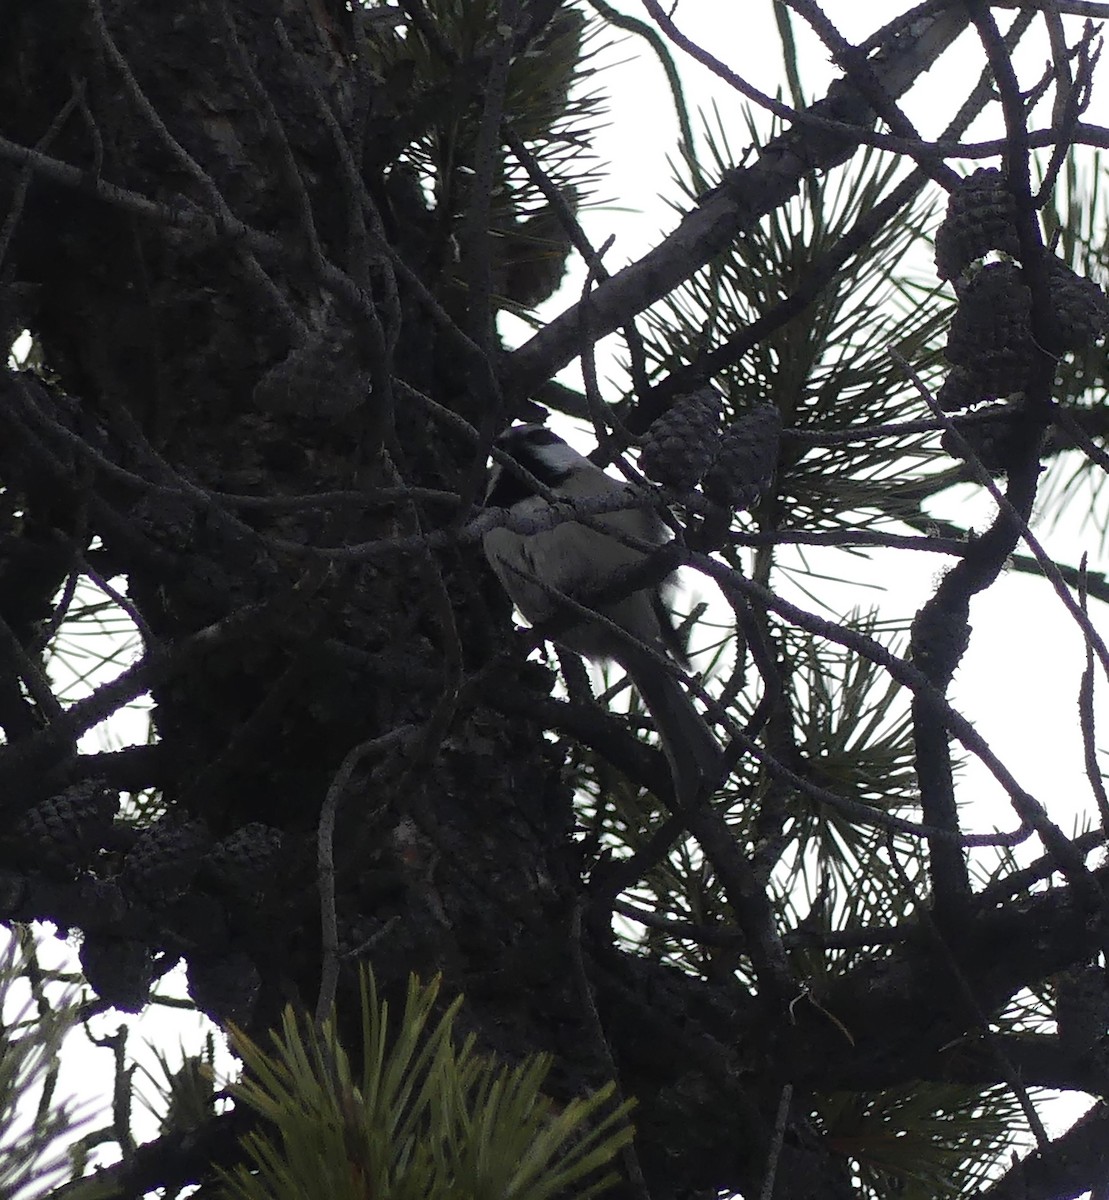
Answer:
[0,2,1107,1198]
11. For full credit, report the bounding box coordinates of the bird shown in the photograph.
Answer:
[481,423,722,803]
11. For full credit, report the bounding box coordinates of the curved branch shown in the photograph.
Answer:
[933,1032,1109,1095]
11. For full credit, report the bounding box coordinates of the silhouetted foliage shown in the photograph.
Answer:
[1,3,1108,1198]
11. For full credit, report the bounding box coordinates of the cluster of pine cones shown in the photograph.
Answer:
[10,780,282,1023]
[935,168,1109,472]
[638,386,782,509]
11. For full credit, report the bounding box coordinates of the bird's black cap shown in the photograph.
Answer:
[484,424,573,506]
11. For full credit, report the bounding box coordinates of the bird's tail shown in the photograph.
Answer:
[624,657,724,804]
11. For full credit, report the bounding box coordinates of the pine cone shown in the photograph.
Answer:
[80,935,155,1012]
[639,386,723,489]
[1045,256,1109,350]
[703,405,782,508]
[500,201,575,310]
[162,892,229,952]
[944,262,1033,396]
[205,823,284,895]
[188,952,261,1025]
[121,819,210,905]
[76,876,129,925]
[934,168,1020,281]
[16,781,118,873]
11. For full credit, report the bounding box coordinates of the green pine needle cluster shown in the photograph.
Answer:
[363,0,609,229]
[0,930,89,1200]
[136,1033,221,1137]
[637,104,959,534]
[220,970,633,1200]
[819,1082,1033,1198]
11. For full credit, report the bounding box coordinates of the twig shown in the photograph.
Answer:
[586,0,703,186]
[1033,14,1101,206]
[84,1024,137,1158]
[781,0,959,189]
[507,4,1063,397]
[0,86,82,268]
[216,1,326,265]
[0,589,293,791]
[992,0,1109,15]
[640,0,966,162]
[272,17,401,436]
[1053,399,1109,478]
[692,555,1046,848]
[0,611,65,724]
[33,567,83,658]
[459,1,514,352]
[580,234,617,455]
[965,2,1056,359]
[80,558,156,650]
[1076,558,1109,830]
[759,1083,793,1200]
[635,4,1037,424]
[569,901,651,1200]
[613,897,913,950]
[378,449,466,780]
[977,828,1106,905]
[11,372,274,564]
[315,728,409,1025]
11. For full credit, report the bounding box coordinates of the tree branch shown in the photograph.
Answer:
[506,5,969,395]
[981,1101,1109,1200]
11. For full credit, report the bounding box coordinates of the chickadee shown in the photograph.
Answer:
[482,423,722,802]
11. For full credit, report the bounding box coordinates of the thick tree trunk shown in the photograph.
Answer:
[0,2,731,1193]
[1,0,596,1104]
